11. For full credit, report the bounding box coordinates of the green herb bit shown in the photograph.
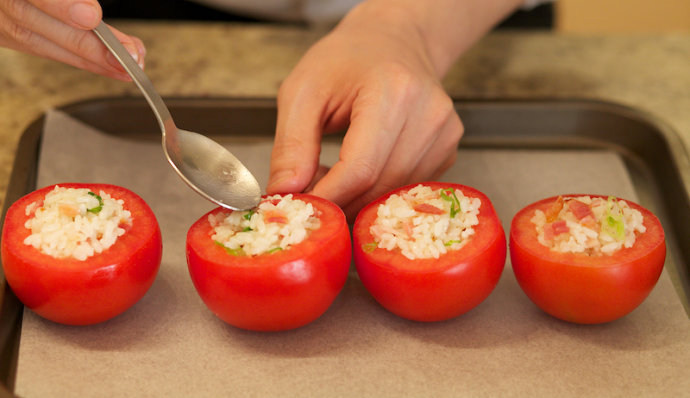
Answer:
[439,188,461,218]
[267,247,283,254]
[603,196,625,241]
[444,240,462,247]
[243,209,256,221]
[214,241,245,256]
[362,242,378,253]
[86,191,104,214]
[603,215,625,241]
[242,227,253,232]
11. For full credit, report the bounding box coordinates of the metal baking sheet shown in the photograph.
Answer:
[1,98,689,397]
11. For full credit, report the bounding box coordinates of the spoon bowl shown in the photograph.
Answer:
[94,22,261,210]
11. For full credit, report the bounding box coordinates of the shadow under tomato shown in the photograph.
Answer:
[220,273,542,356]
[217,275,405,358]
[26,273,178,352]
[375,274,541,350]
[537,297,688,352]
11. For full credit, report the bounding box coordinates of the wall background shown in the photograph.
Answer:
[556,0,690,33]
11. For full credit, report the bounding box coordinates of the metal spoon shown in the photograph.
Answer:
[93,21,261,210]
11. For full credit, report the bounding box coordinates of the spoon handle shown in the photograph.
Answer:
[93,21,174,133]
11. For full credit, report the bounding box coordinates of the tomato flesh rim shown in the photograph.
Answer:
[353,182,505,274]
[187,194,349,269]
[2,183,160,270]
[510,194,665,268]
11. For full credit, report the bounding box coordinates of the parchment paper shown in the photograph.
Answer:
[14,109,690,397]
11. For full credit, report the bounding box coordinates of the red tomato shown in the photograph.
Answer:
[186,194,351,331]
[510,194,666,324]
[352,182,507,322]
[1,183,162,325]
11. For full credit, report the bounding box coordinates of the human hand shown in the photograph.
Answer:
[0,0,145,80]
[266,3,463,220]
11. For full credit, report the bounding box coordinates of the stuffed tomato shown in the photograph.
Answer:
[1,183,162,325]
[510,194,666,324]
[353,182,506,322]
[186,193,351,332]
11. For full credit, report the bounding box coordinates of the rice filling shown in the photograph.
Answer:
[368,185,481,260]
[530,195,646,255]
[23,186,133,261]
[210,194,321,256]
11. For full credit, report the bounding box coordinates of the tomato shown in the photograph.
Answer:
[352,182,507,322]
[1,183,162,325]
[186,194,351,331]
[509,194,666,324]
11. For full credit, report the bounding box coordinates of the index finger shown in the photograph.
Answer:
[310,94,406,207]
[266,79,327,195]
[27,0,102,30]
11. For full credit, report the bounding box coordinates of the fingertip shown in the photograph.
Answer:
[266,169,302,194]
[68,1,102,30]
[132,37,147,68]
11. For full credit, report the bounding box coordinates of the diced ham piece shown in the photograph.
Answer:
[545,196,564,222]
[263,210,288,224]
[413,203,445,215]
[403,221,414,239]
[579,215,599,230]
[259,199,281,207]
[543,220,569,241]
[543,223,555,241]
[59,204,79,218]
[568,200,594,221]
[551,220,570,235]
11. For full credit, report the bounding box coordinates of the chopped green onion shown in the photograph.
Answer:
[362,242,378,253]
[444,240,462,247]
[243,209,256,221]
[440,188,461,218]
[267,247,283,254]
[602,196,625,241]
[242,226,253,232]
[214,241,245,256]
[86,191,103,214]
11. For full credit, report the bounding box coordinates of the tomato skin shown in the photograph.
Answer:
[1,183,162,325]
[186,194,351,332]
[353,182,507,322]
[510,195,666,324]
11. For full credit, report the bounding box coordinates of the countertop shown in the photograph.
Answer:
[1,21,689,209]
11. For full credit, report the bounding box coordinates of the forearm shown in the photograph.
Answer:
[341,0,524,77]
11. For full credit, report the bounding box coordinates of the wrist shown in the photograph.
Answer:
[342,0,524,77]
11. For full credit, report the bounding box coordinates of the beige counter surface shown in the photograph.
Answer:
[1,21,689,207]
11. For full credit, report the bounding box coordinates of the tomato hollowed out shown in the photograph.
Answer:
[353,182,507,322]
[186,193,351,332]
[510,194,666,324]
[1,183,162,325]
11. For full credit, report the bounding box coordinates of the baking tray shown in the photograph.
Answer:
[1,97,689,397]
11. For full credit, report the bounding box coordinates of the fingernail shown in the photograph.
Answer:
[135,41,147,69]
[69,2,99,29]
[123,42,139,64]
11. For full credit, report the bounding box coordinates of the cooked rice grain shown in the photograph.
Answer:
[210,194,321,256]
[23,186,132,261]
[531,196,645,255]
[370,185,481,260]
